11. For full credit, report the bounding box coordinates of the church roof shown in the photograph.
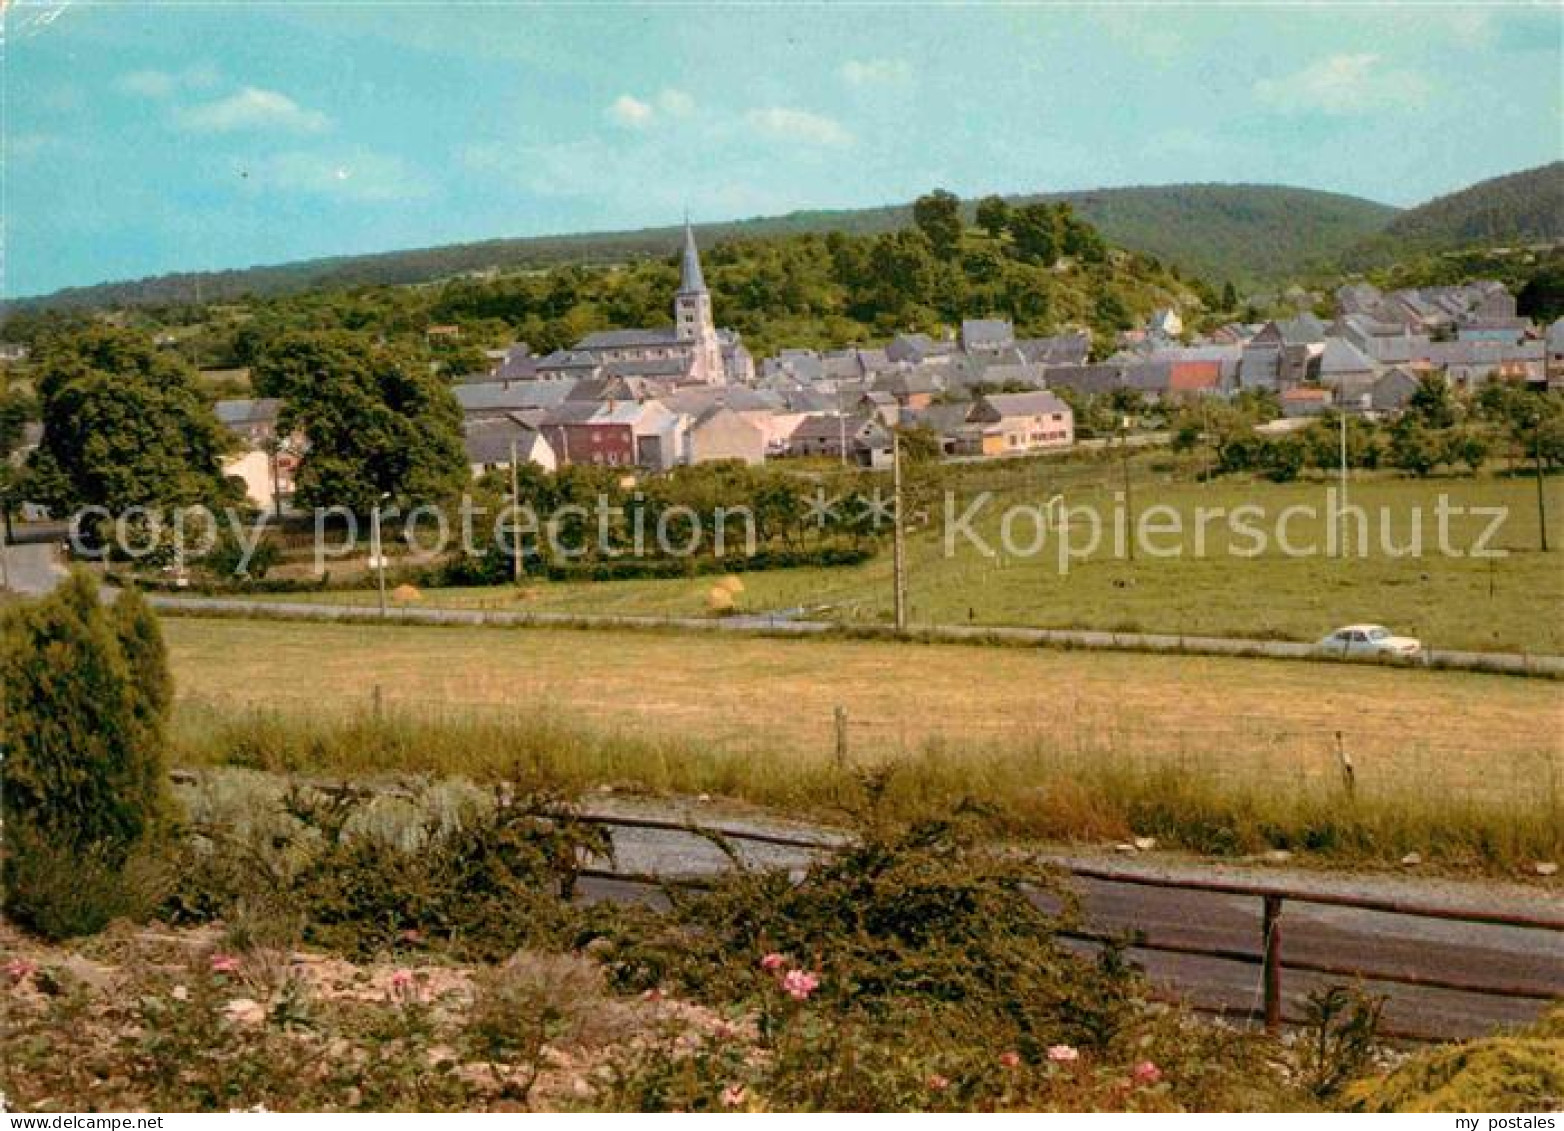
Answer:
[679,220,706,293]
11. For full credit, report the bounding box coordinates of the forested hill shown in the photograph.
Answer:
[13,183,1397,312]
[1342,163,1564,269]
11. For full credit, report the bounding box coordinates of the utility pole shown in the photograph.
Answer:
[1338,409,1349,558]
[1120,418,1135,563]
[509,438,523,585]
[1535,414,1550,553]
[1200,397,1211,485]
[370,497,388,617]
[892,430,907,632]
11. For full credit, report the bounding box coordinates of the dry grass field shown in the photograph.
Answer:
[164,616,1562,806]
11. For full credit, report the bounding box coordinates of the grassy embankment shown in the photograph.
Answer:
[254,463,1564,656]
[165,616,1563,873]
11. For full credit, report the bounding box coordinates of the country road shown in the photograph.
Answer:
[586,802,1563,1041]
[6,542,1560,674]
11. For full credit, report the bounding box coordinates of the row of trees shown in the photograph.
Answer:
[1167,375,1564,482]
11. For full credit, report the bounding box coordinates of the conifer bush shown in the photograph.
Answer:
[1,573,174,936]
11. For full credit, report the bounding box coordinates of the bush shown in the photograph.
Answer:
[1347,1007,1563,1113]
[1,574,175,937]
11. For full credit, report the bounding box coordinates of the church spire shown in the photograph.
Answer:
[679,218,706,294]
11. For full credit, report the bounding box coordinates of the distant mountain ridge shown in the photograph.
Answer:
[1342,162,1564,269]
[11,182,1401,313]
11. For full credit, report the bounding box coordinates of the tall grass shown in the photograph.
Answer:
[171,698,1562,875]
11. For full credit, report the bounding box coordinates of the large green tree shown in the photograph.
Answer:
[912,189,964,260]
[254,331,468,513]
[975,195,1011,240]
[27,327,234,513]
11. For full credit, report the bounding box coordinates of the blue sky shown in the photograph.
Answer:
[6,1,1561,296]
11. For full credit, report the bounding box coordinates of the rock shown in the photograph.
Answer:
[1114,843,1138,854]
[1263,849,1294,864]
[59,955,116,992]
[696,793,711,804]
[1401,852,1422,867]
[223,998,267,1026]
[1133,837,1157,851]
[1535,862,1558,877]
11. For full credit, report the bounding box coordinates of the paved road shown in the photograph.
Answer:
[8,543,1559,675]
[143,593,1564,677]
[586,804,1562,1040]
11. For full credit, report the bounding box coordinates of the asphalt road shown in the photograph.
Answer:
[6,541,1558,674]
[586,808,1562,1041]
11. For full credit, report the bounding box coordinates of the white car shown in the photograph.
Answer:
[1317,624,1422,659]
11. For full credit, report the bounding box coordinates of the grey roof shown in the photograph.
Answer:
[961,318,1015,349]
[1319,337,1376,375]
[910,403,976,436]
[660,386,783,415]
[1275,313,1327,346]
[1015,332,1091,365]
[1042,364,1128,396]
[603,356,692,380]
[679,220,706,293]
[456,381,574,414]
[574,328,680,350]
[214,397,281,429]
[463,416,550,466]
[979,390,1071,417]
[1548,317,1564,352]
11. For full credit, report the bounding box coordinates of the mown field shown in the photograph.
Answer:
[163,616,1563,870]
[259,466,1564,655]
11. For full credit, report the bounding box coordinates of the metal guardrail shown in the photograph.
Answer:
[568,812,1564,1033]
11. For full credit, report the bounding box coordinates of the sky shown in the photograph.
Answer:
[5,1,1561,297]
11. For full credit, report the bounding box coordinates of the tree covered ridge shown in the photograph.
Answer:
[8,182,1403,313]
[5,198,1203,364]
[1343,162,1564,270]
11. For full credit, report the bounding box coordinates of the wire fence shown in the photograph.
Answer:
[173,687,1560,810]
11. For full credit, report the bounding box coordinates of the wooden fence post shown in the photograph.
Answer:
[1262,895,1284,1032]
[834,706,848,769]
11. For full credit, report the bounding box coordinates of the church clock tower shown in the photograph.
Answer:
[674,220,725,384]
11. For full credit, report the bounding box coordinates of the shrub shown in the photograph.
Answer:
[1,574,175,937]
[1347,1007,1563,1113]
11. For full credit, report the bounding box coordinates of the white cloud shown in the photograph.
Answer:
[841,57,912,87]
[240,149,431,201]
[745,106,853,147]
[657,88,696,116]
[1254,53,1431,116]
[118,64,219,99]
[606,94,654,128]
[178,87,331,134]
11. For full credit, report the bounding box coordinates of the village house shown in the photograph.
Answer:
[685,405,767,466]
[213,397,299,513]
[462,414,558,477]
[784,413,895,468]
[964,391,1074,455]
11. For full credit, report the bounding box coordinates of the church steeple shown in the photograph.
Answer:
[678,218,706,294]
[674,217,722,383]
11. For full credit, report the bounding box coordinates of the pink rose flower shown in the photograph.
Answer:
[1046,1044,1079,1063]
[781,969,819,1001]
[927,1074,950,1092]
[1133,1060,1162,1085]
[5,958,38,985]
[389,969,415,990]
[721,1084,746,1108]
[998,1050,1021,1069]
[759,952,787,972]
[209,953,241,975]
